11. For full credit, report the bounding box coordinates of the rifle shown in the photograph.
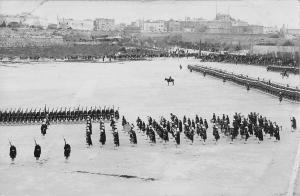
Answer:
[63,137,67,145]
[34,139,37,146]
[8,139,12,146]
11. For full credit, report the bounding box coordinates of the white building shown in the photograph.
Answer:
[58,18,94,31]
[286,29,300,36]
[22,15,48,28]
[263,26,279,34]
[0,14,23,24]
[94,18,115,31]
[232,20,248,27]
[143,21,166,33]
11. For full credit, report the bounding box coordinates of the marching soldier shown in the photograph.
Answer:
[86,126,92,146]
[291,117,297,131]
[41,121,47,136]
[113,130,120,147]
[204,119,208,130]
[163,128,169,143]
[149,126,156,144]
[129,126,137,145]
[212,113,216,123]
[200,125,207,143]
[86,116,92,134]
[244,127,249,143]
[213,125,220,144]
[100,128,106,146]
[115,109,119,120]
[258,126,264,143]
[274,124,280,141]
[9,141,17,161]
[122,116,127,127]
[63,138,71,159]
[175,129,180,146]
[34,140,41,160]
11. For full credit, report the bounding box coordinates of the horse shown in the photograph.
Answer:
[280,71,289,78]
[165,77,174,86]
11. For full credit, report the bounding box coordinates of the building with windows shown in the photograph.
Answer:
[286,29,300,36]
[167,20,182,32]
[58,18,94,31]
[206,20,232,34]
[143,21,167,33]
[263,26,279,34]
[22,15,48,28]
[94,18,115,31]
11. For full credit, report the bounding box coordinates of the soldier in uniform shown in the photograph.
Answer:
[213,125,220,143]
[291,117,297,131]
[86,126,92,146]
[258,126,264,143]
[244,127,249,143]
[163,128,169,143]
[64,138,71,159]
[99,117,106,146]
[200,125,207,143]
[175,128,180,146]
[129,126,137,145]
[149,126,156,144]
[274,124,280,141]
[41,121,48,136]
[212,113,216,123]
[9,141,17,161]
[34,140,41,160]
[122,116,127,127]
[113,130,120,147]
[86,116,92,134]
[100,128,106,146]
[114,109,119,120]
[204,119,208,130]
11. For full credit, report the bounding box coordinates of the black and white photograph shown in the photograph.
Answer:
[0,0,299,195]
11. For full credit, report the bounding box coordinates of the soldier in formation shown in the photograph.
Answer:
[34,140,41,160]
[0,106,119,125]
[64,138,71,159]
[9,140,17,161]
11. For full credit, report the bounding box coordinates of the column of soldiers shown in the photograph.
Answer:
[133,112,290,146]
[211,112,282,143]
[5,111,297,162]
[99,117,106,146]
[84,113,123,147]
[86,116,93,146]
[111,116,120,147]
[0,106,119,124]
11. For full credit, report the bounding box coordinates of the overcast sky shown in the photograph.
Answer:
[0,0,299,28]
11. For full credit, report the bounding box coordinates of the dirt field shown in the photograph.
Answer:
[0,58,299,196]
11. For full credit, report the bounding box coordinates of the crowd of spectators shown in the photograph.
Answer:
[199,53,298,67]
